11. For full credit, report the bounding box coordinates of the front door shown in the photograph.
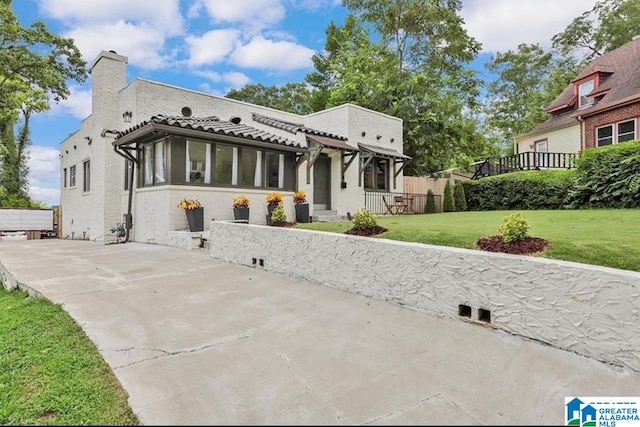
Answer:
[313,155,331,210]
[535,140,548,168]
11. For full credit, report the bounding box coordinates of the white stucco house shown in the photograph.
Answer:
[60,50,409,244]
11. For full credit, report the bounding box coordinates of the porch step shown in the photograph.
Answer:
[312,210,349,223]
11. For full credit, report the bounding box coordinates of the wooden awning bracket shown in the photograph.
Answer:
[306,146,323,184]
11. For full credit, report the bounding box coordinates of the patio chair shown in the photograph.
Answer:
[394,196,408,214]
[382,196,396,215]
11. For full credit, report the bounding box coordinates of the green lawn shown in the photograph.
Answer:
[297,209,640,272]
[0,287,139,425]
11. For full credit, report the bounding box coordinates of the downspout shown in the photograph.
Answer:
[112,143,136,243]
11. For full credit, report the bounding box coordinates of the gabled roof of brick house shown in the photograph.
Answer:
[114,115,302,149]
[520,38,640,138]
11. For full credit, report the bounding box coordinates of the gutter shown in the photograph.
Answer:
[108,131,137,244]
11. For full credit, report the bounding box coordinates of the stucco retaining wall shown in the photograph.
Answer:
[209,221,640,371]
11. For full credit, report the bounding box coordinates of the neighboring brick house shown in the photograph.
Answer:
[60,50,408,243]
[516,38,640,155]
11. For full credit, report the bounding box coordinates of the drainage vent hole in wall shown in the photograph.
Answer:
[458,304,471,318]
[259,259,264,267]
[478,308,491,323]
[252,258,257,266]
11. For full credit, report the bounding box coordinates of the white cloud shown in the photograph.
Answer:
[48,86,92,120]
[230,37,315,71]
[288,0,342,11]
[461,0,598,53]
[223,71,251,88]
[190,0,286,29]
[28,145,60,207]
[186,29,242,65]
[66,21,172,69]
[37,0,184,36]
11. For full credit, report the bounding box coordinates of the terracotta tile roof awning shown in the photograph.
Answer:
[307,135,358,151]
[252,113,348,140]
[114,115,302,150]
[359,143,411,160]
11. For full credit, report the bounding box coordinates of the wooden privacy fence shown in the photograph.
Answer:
[403,173,471,212]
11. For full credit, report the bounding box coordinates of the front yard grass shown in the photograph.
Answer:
[296,209,640,272]
[0,287,139,425]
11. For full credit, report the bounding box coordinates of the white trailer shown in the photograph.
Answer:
[0,208,55,239]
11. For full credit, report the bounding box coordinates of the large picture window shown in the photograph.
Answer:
[617,120,636,142]
[143,140,166,186]
[240,148,261,187]
[364,157,388,190]
[597,125,613,147]
[265,152,284,188]
[139,136,295,190]
[215,145,235,185]
[597,119,636,147]
[186,140,211,184]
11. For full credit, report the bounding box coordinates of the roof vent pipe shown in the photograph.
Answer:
[230,116,241,124]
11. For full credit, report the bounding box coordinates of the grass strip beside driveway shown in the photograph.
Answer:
[0,287,139,425]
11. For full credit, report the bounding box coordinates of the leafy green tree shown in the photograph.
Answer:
[442,180,455,212]
[0,108,30,199]
[484,43,580,146]
[306,2,495,175]
[226,83,314,115]
[0,0,87,119]
[425,189,437,214]
[454,182,467,212]
[552,0,640,61]
[0,0,87,205]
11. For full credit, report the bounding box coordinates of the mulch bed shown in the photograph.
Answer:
[344,226,389,237]
[270,221,298,227]
[476,235,550,256]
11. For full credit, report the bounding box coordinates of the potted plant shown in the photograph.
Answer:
[177,198,203,232]
[293,190,310,223]
[232,195,250,221]
[266,192,284,214]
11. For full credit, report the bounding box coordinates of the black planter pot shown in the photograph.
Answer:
[233,207,250,221]
[185,207,204,232]
[295,203,310,223]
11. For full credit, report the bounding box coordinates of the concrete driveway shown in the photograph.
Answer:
[1,240,639,425]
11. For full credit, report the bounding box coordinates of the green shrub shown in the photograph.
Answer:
[270,204,287,225]
[462,170,575,211]
[498,213,530,243]
[352,207,378,230]
[454,182,467,211]
[443,180,455,212]
[425,189,437,213]
[566,141,640,208]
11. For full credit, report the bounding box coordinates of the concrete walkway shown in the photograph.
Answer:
[1,240,639,425]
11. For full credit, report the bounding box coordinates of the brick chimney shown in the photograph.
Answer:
[90,50,128,117]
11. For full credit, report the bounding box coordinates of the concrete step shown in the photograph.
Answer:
[312,210,349,222]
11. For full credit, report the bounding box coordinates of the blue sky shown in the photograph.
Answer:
[13,0,596,206]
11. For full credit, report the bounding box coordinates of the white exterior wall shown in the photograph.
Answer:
[60,51,128,241]
[517,124,581,154]
[61,51,406,242]
[210,222,640,371]
[305,104,405,216]
[133,186,296,245]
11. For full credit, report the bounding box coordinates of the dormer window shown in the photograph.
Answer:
[578,80,595,108]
